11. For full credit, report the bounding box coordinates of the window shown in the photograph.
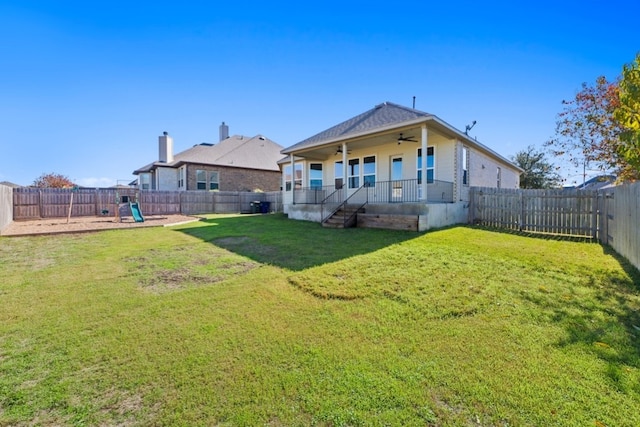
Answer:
[417,147,435,184]
[294,163,303,190]
[196,170,206,190]
[284,165,292,191]
[497,167,502,188]
[178,167,185,189]
[310,163,323,189]
[335,161,343,189]
[284,163,303,191]
[209,171,219,190]
[139,173,150,190]
[462,146,469,186]
[363,156,376,187]
[348,159,360,188]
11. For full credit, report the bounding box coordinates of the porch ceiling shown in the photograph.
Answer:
[290,124,450,160]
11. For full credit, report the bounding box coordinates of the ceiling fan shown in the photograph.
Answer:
[397,133,417,144]
[335,146,352,155]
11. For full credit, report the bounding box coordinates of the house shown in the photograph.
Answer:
[566,175,616,191]
[133,123,284,192]
[280,102,522,231]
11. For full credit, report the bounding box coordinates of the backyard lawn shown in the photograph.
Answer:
[0,213,638,426]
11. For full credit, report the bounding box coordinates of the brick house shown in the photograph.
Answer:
[133,123,284,192]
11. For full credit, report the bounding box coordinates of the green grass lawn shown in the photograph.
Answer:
[1,213,639,426]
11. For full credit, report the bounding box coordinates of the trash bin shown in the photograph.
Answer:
[260,201,271,214]
[250,201,261,214]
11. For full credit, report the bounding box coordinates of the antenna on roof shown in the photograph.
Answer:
[412,96,416,109]
[464,120,477,135]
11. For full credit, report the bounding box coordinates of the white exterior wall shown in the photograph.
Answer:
[156,167,179,191]
[468,150,519,189]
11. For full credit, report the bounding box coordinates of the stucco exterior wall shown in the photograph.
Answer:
[156,167,178,191]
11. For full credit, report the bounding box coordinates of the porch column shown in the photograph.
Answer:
[290,153,295,205]
[420,124,428,202]
[342,142,348,203]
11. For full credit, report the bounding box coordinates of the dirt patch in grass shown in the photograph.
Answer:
[1,215,199,237]
[127,246,259,294]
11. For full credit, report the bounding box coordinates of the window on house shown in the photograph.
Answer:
[348,159,360,188]
[462,146,469,186]
[294,163,303,190]
[196,169,206,190]
[310,163,323,189]
[178,167,185,189]
[284,163,303,191]
[417,147,435,184]
[363,156,376,187]
[334,161,343,189]
[139,173,150,190]
[209,171,219,190]
[497,167,502,188]
[284,165,292,191]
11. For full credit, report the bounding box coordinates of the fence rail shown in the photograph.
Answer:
[12,188,282,220]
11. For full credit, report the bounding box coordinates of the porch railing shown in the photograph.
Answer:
[366,179,454,203]
[321,184,369,226]
[293,185,336,204]
[320,186,346,222]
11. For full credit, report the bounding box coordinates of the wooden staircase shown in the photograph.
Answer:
[322,205,366,228]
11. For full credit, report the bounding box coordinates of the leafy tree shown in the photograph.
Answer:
[614,53,640,178]
[32,173,76,188]
[511,145,562,189]
[544,75,638,182]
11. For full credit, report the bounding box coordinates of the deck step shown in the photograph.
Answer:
[322,207,365,228]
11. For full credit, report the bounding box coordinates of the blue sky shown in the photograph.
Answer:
[1,1,638,187]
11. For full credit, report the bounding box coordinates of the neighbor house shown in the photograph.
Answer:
[133,123,284,192]
[280,102,522,231]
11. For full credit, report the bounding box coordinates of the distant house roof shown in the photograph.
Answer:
[0,181,22,188]
[568,175,617,190]
[134,134,284,175]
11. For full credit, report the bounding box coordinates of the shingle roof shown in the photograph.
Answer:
[282,102,433,153]
[134,134,284,174]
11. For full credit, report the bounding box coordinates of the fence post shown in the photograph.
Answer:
[591,191,598,240]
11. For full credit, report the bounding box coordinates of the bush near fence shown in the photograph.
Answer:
[12,188,282,220]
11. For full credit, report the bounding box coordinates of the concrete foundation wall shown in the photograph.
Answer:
[286,204,322,223]
[418,202,468,231]
[0,184,13,232]
[286,201,468,232]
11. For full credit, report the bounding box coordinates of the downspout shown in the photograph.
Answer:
[421,124,428,202]
[342,142,348,203]
[290,153,295,205]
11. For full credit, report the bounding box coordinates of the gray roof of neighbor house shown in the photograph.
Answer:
[134,134,284,174]
[282,102,433,154]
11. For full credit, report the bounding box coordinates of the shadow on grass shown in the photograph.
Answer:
[177,213,419,271]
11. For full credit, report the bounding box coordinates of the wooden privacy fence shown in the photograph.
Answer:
[469,187,602,238]
[12,188,282,220]
[469,184,640,273]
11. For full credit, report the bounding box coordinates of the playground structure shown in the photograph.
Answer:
[114,187,144,223]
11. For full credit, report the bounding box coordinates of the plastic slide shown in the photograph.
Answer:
[129,202,145,222]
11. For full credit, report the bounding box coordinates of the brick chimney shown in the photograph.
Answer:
[159,131,174,163]
[219,121,229,142]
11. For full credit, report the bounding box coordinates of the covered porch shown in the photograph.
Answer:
[277,101,519,231]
